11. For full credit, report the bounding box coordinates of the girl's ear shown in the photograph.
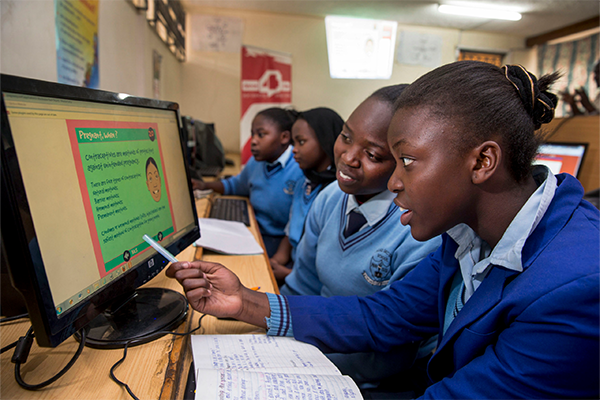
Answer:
[471,141,501,184]
[280,129,291,146]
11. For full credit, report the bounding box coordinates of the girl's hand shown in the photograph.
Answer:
[166,261,270,327]
[191,178,206,190]
[270,259,292,285]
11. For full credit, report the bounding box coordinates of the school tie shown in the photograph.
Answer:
[344,210,367,238]
[305,181,318,195]
[266,162,281,172]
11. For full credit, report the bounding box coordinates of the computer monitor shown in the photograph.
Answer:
[1,74,200,348]
[181,115,197,171]
[533,142,588,178]
[183,116,225,177]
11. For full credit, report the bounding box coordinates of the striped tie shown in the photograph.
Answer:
[344,210,367,238]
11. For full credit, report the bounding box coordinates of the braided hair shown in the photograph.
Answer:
[395,61,561,182]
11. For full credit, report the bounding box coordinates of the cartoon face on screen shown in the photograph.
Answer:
[148,127,156,141]
[146,157,162,202]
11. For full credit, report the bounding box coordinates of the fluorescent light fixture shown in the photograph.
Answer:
[438,4,522,21]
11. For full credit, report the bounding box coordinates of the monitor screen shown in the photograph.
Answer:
[1,74,199,348]
[533,142,588,178]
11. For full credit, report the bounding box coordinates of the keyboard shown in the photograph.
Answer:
[208,198,251,226]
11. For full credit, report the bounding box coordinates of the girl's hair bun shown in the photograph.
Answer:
[502,65,558,129]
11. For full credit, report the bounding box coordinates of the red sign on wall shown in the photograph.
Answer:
[240,45,292,164]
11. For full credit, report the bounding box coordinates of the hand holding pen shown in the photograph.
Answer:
[143,234,178,263]
[165,260,271,328]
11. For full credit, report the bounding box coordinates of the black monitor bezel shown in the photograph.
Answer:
[1,74,199,347]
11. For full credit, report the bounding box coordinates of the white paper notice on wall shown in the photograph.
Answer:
[396,31,443,68]
[190,15,244,53]
[325,16,397,79]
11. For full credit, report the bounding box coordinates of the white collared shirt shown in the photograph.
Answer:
[345,190,397,232]
[267,145,293,169]
[447,166,557,302]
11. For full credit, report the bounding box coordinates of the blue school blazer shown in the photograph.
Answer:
[287,173,599,399]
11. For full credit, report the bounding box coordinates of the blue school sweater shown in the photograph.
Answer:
[281,182,442,297]
[221,149,303,237]
[285,178,326,261]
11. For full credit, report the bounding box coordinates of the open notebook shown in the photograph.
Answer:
[191,334,363,399]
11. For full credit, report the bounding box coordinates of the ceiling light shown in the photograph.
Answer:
[438,4,522,21]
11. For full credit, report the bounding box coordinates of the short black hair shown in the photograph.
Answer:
[146,157,158,173]
[370,84,409,106]
[395,61,560,182]
[256,107,296,134]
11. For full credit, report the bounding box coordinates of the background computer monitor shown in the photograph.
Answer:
[533,142,588,178]
[181,115,197,171]
[1,74,200,348]
[182,116,225,177]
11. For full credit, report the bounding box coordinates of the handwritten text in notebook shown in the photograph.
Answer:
[191,335,363,399]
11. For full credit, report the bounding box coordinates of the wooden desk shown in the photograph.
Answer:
[0,195,277,400]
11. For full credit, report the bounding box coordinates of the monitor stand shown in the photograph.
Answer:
[75,287,188,349]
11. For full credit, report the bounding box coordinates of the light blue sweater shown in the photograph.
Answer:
[285,178,326,261]
[281,182,442,297]
[221,152,303,237]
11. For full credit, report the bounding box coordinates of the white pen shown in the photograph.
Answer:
[143,234,178,263]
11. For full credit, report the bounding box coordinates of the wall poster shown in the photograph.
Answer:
[240,45,292,165]
[325,16,397,79]
[190,14,244,53]
[458,50,504,67]
[55,0,99,88]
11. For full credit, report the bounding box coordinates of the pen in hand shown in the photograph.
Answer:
[143,234,178,263]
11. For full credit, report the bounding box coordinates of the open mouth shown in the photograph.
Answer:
[152,189,160,195]
[338,169,357,183]
[400,209,413,225]
[394,199,412,225]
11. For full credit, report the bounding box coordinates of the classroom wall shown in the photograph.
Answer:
[0,0,182,102]
[0,1,57,82]
[1,1,533,153]
[181,7,530,152]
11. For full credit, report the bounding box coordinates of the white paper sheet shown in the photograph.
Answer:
[196,369,363,400]
[192,335,340,374]
[191,335,362,400]
[194,218,263,255]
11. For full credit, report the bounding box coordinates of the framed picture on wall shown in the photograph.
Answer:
[458,49,504,67]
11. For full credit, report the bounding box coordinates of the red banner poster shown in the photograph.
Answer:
[240,45,292,164]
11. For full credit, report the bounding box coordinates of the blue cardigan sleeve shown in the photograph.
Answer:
[221,158,254,196]
[287,246,443,353]
[279,187,328,296]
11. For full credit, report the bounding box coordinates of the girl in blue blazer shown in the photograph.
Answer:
[168,61,599,399]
